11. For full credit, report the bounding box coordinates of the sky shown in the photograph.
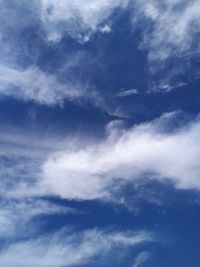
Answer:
[0,0,200,266]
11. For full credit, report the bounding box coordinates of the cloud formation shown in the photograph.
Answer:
[41,113,200,200]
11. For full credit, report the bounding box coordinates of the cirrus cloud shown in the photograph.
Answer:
[0,228,152,267]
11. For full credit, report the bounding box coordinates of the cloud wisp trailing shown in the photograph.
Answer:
[0,65,88,105]
[0,199,77,239]
[0,228,152,267]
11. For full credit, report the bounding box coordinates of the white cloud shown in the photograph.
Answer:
[0,199,77,238]
[41,112,200,200]
[99,24,112,33]
[40,0,128,43]
[133,0,200,62]
[0,65,87,105]
[116,88,139,97]
[1,0,198,101]
[132,251,150,267]
[2,112,200,203]
[0,0,125,45]
[0,229,152,267]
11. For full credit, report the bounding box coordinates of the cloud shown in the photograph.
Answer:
[132,251,150,267]
[41,112,200,200]
[2,112,200,204]
[40,0,128,43]
[0,199,77,239]
[131,0,200,88]
[1,0,198,106]
[0,1,106,107]
[116,88,139,97]
[0,65,88,105]
[133,0,200,61]
[0,228,152,267]
[0,0,126,47]
[99,24,112,34]
[0,125,65,198]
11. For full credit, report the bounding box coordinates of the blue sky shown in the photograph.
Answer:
[0,0,200,266]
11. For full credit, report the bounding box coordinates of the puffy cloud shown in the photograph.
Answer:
[0,228,152,267]
[41,112,200,200]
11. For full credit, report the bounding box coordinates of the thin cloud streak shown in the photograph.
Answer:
[0,228,152,267]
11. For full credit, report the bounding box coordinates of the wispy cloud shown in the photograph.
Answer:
[131,0,200,88]
[2,112,200,203]
[40,0,128,43]
[133,0,200,61]
[0,0,199,107]
[0,199,77,239]
[0,65,88,105]
[116,89,139,97]
[132,251,150,267]
[0,228,152,267]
